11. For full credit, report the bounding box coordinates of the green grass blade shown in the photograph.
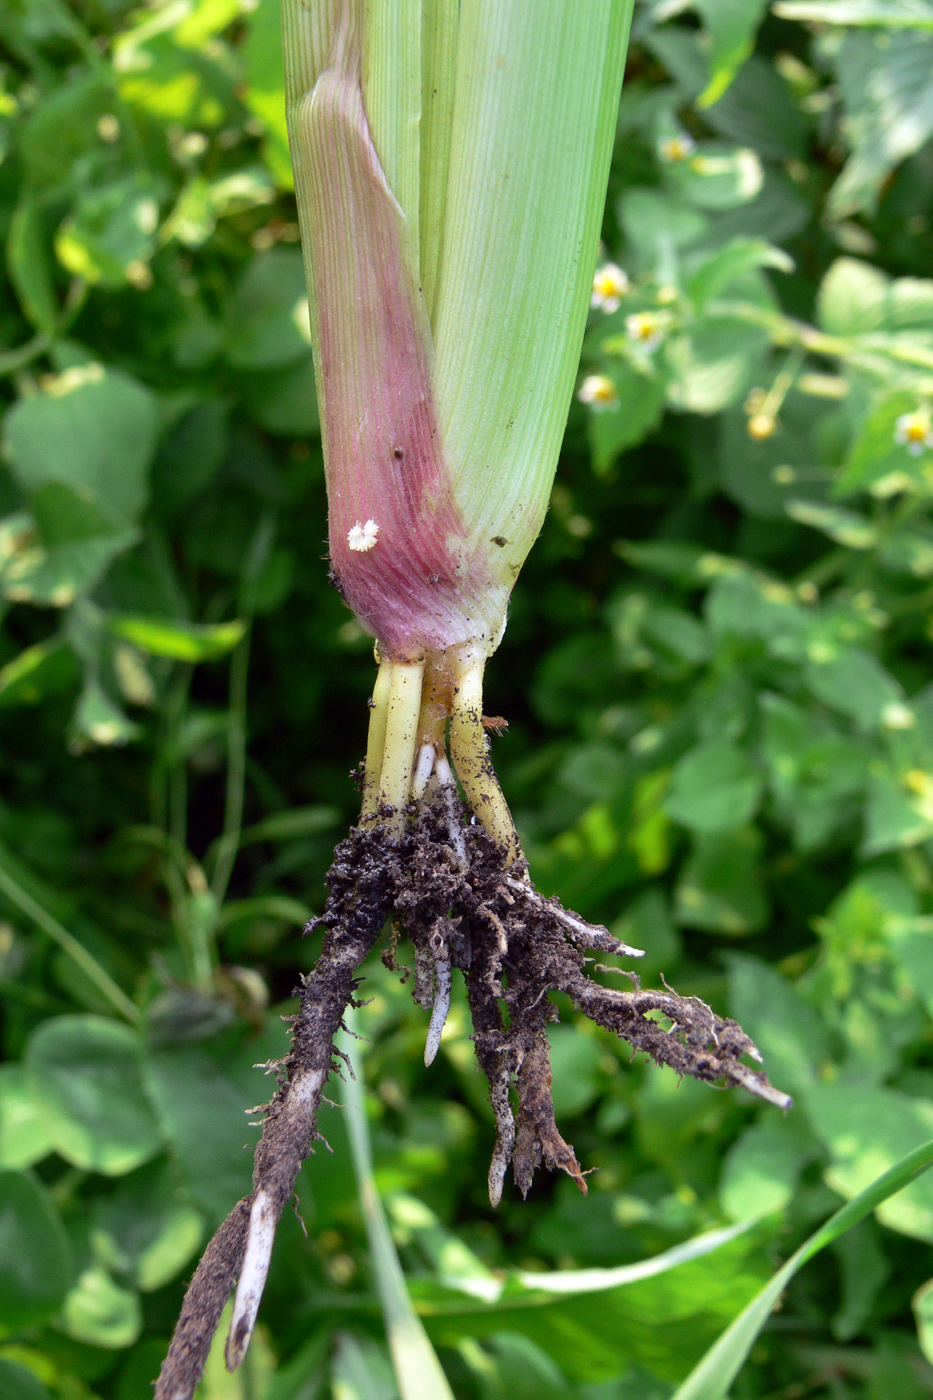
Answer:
[339,1009,456,1400]
[672,1137,933,1400]
[0,843,140,1027]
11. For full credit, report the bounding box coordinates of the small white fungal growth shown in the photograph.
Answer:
[347,518,380,551]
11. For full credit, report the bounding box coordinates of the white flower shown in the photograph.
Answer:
[625,311,664,354]
[894,409,933,456]
[347,519,380,551]
[659,133,696,163]
[591,262,629,313]
[577,374,618,410]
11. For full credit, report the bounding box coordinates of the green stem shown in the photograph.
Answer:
[0,848,140,1026]
[339,1009,456,1400]
[0,334,51,378]
[211,624,252,905]
[377,658,426,824]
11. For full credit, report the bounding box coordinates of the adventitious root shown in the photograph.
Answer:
[156,790,790,1399]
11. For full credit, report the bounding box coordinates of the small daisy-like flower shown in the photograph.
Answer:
[659,133,696,163]
[894,408,933,456]
[577,374,618,410]
[347,518,380,551]
[591,262,629,313]
[625,311,664,354]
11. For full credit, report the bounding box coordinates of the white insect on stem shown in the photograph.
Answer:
[347,518,380,552]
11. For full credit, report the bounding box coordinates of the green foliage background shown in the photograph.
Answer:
[3,0,933,1395]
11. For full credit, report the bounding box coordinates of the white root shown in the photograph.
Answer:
[225,1189,275,1372]
[435,755,470,869]
[225,1068,325,1371]
[410,741,437,800]
[487,1076,516,1208]
[423,959,451,1066]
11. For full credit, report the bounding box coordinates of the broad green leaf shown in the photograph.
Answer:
[0,640,77,709]
[586,365,667,475]
[55,176,161,288]
[0,509,137,608]
[71,679,140,749]
[665,145,763,211]
[151,399,231,515]
[889,917,933,1016]
[665,740,762,833]
[546,1025,605,1119]
[25,1016,163,1175]
[0,1358,53,1400]
[701,56,808,160]
[817,257,891,336]
[785,500,876,550]
[664,316,769,414]
[91,1159,203,1292]
[727,954,829,1096]
[863,767,933,855]
[805,646,904,732]
[705,570,807,652]
[804,1083,933,1241]
[2,366,158,529]
[672,1137,933,1399]
[914,1277,933,1365]
[144,1022,288,1223]
[17,71,111,185]
[837,390,933,497]
[717,405,816,521]
[0,1067,56,1169]
[0,1171,73,1330]
[108,615,246,662]
[224,249,313,371]
[6,196,58,334]
[719,1117,810,1222]
[620,188,708,264]
[242,0,293,187]
[676,829,768,935]
[240,359,320,437]
[828,32,933,217]
[60,1264,141,1349]
[686,238,793,311]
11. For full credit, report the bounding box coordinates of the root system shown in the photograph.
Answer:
[155,788,789,1400]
